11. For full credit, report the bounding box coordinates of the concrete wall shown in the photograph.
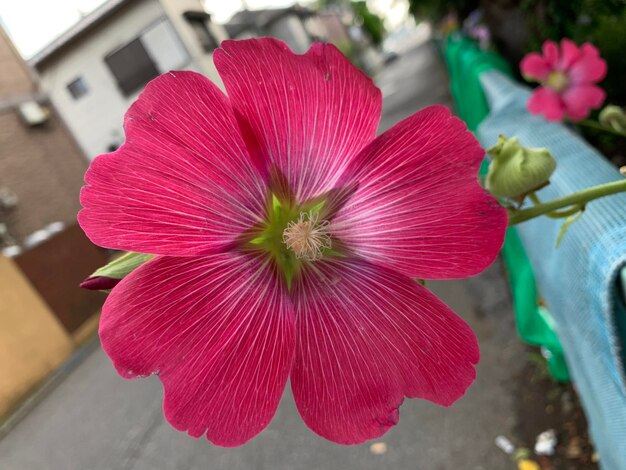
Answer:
[0,256,73,418]
[35,0,220,160]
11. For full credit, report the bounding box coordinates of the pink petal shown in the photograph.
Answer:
[331,105,507,280]
[290,258,479,444]
[527,87,566,121]
[581,43,601,57]
[559,38,581,70]
[79,71,267,256]
[520,52,551,81]
[542,40,559,68]
[568,44,607,84]
[562,85,606,121]
[214,38,382,202]
[99,253,295,446]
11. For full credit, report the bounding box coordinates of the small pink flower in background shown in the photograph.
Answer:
[79,38,507,446]
[521,38,607,121]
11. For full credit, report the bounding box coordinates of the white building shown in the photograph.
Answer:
[225,6,318,54]
[30,0,228,159]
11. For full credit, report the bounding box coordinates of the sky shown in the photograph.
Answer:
[0,0,108,58]
[0,0,301,58]
[0,0,406,59]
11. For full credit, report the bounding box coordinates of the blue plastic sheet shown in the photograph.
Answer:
[477,70,626,470]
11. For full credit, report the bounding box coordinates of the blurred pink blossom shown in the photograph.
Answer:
[521,39,607,122]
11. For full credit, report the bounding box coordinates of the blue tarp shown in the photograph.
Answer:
[477,70,626,470]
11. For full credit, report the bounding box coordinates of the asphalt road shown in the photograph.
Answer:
[0,39,525,470]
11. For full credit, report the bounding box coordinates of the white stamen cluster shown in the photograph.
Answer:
[282,211,332,261]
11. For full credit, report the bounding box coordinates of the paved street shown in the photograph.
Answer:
[0,39,525,470]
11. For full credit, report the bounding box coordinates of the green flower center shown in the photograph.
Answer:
[248,194,335,288]
[545,71,569,93]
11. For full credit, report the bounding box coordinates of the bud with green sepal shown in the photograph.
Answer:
[81,252,153,291]
[486,135,557,202]
[599,105,626,134]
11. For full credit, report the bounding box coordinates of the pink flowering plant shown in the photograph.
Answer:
[504,37,626,232]
[79,38,510,446]
[521,38,607,122]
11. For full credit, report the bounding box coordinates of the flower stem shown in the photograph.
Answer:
[528,193,585,219]
[577,119,626,138]
[508,179,626,225]
[545,203,585,219]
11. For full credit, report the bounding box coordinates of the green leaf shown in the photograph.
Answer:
[249,235,267,245]
[308,200,326,214]
[272,194,283,213]
[324,247,347,258]
[91,252,153,279]
[555,209,585,247]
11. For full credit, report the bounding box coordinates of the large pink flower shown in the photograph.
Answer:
[521,39,607,121]
[79,38,507,446]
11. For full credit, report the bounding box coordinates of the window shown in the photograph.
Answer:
[104,39,159,96]
[67,77,88,100]
[141,19,188,72]
[183,11,218,52]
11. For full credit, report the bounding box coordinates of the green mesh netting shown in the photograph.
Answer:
[442,34,569,381]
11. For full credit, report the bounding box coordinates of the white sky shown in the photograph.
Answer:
[0,0,300,58]
[0,0,405,59]
[0,0,108,58]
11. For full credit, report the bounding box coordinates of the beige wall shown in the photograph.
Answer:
[0,257,73,418]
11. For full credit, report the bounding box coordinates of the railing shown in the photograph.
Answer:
[442,34,626,470]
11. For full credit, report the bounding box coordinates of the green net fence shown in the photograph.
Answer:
[442,33,569,381]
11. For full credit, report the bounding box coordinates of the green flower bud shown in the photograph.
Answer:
[486,135,557,199]
[81,252,153,291]
[599,105,626,133]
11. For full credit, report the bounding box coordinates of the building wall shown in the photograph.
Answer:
[0,28,34,97]
[158,0,228,87]
[267,15,312,54]
[0,111,88,242]
[34,0,175,159]
[0,28,87,243]
[317,13,351,45]
[34,0,218,160]
[0,256,73,418]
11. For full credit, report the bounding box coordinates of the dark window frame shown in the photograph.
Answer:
[66,76,88,100]
[104,38,159,97]
[183,11,218,52]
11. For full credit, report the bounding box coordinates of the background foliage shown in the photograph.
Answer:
[408,0,626,106]
[521,0,626,105]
